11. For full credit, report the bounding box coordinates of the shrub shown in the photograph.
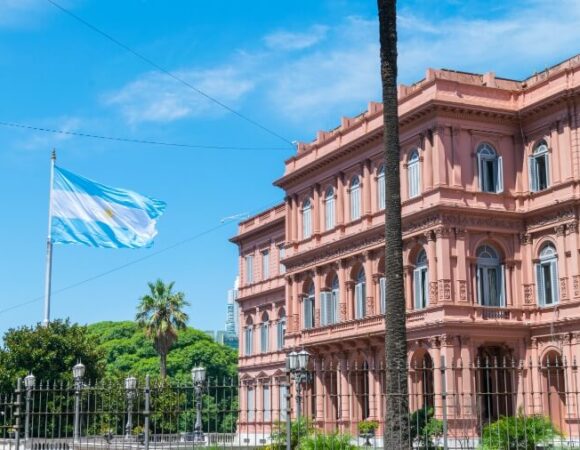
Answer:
[480,415,561,450]
[358,419,379,435]
[270,417,314,450]
[298,432,356,450]
[410,407,443,449]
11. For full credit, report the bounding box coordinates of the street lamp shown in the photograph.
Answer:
[24,373,35,441]
[191,367,206,443]
[72,361,85,442]
[286,349,310,421]
[125,376,137,439]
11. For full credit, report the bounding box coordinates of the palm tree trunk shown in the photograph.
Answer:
[377,0,410,447]
[160,352,167,379]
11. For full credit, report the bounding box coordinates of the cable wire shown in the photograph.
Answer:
[0,120,288,151]
[46,0,295,148]
[0,201,281,317]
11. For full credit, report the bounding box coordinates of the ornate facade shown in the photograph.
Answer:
[230,55,580,439]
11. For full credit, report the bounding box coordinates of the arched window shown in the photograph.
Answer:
[276,310,286,350]
[355,268,366,319]
[321,275,339,326]
[302,197,312,239]
[244,318,253,356]
[325,186,335,230]
[530,141,550,192]
[476,245,505,307]
[477,144,503,193]
[377,164,386,210]
[350,176,361,221]
[408,150,421,198]
[536,243,559,306]
[260,312,269,353]
[304,282,315,329]
[413,249,428,309]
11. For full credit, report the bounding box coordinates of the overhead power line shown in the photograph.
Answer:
[0,121,288,151]
[0,201,279,317]
[46,0,294,148]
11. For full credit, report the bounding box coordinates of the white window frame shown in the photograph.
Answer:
[244,326,253,356]
[276,317,286,350]
[304,283,315,329]
[379,276,386,314]
[261,249,270,280]
[377,164,386,210]
[325,186,335,230]
[350,176,361,221]
[477,144,503,193]
[247,386,255,421]
[476,245,506,307]
[302,198,312,239]
[536,244,559,307]
[263,384,271,421]
[355,268,366,319]
[408,150,421,198]
[260,317,269,353]
[278,244,286,274]
[529,141,550,192]
[413,250,428,310]
[245,254,254,284]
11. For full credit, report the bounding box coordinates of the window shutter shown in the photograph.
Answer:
[536,263,545,306]
[263,385,271,421]
[413,269,422,310]
[477,266,483,305]
[332,289,339,324]
[380,277,386,314]
[478,152,484,191]
[529,156,537,192]
[423,269,429,307]
[304,300,311,328]
[247,388,255,421]
[355,283,363,318]
[320,292,327,326]
[551,260,559,304]
[279,385,288,421]
[500,264,506,307]
[497,156,504,193]
[417,161,422,196]
[545,154,551,188]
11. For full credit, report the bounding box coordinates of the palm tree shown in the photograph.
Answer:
[377,0,410,447]
[136,279,190,379]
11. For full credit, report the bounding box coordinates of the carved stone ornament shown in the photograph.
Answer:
[339,303,347,321]
[560,277,568,300]
[524,284,535,305]
[458,280,467,302]
[573,275,580,298]
[429,282,439,303]
[366,297,374,316]
[439,279,452,301]
[527,207,576,230]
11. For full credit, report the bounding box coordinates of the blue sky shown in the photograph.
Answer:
[1,0,579,338]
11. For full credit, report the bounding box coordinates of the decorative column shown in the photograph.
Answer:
[315,357,325,423]
[314,268,323,327]
[425,230,438,305]
[555,224,569,301]
[430,337,443,419]
[403,265,414,311]
[432,126,446,187]
[372,274,382,314]
[459,337,474,419]
[339,259,348,321]
[365,350,379,420]
[530,338,542,415]
[566,222,580,299]
[363,159,372,219]
[291,275,300,333]
[363,252,374,316]
[455,229,468,303]
[285,277,293,333]
[292,194,299,245]
[451,126,462,187]
[337,173,345,229]
[423,130,434,191]
[435,228,452,304]
[313,184,321,237]
[285,196,293,243]
[345,281,355,321]
[338,353,351,432]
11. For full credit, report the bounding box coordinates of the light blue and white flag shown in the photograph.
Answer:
[50,166,166,249]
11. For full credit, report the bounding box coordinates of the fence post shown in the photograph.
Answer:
[286,379,291,450]
[144,375,150,450]
[440,356,448,450]
[14,379,22,450]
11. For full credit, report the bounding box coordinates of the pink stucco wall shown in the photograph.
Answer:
[230,54,580,436]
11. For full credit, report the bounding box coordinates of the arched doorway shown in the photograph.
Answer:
[410,350,434,412]
[542,350,566,432]
[477,346,514,421]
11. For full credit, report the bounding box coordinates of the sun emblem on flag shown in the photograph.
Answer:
[104,208,115,219]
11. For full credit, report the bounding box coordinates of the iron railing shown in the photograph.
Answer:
[1,358,579,449]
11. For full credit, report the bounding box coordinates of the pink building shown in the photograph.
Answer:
[231,54,580,443]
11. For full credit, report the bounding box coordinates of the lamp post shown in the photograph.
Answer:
[191,367,206,443]
[125,376,137,439]
[24,373,35,441]
[286,349,310,421]
[72,361,85,442]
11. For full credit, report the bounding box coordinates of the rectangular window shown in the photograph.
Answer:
[537,261,558,306]
[279,384,288,421]
[303,207,312,239]
[380,277,386,314]
[477,265,505,307]
[245,255,254,284]
[326,197,335,230]
[263,385,271,421]
[278,245,286,274]
[244,327,253,356]
[260,323,269,353]
[304,298,314,329]
[413,268,428,309]
[247,387,255,422]
[277,320,285,350]
[261,250,270,279]
[351,188,361,220]
[378,176,386,210]
[408,163,420,198]
[530,154,550,192]
[355,283,366,319]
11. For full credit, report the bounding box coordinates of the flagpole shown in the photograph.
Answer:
[43,149,56,327]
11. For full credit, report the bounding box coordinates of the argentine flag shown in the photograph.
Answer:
[50,166,166,249]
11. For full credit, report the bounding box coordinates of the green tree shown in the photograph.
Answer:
[136,279,189,379]
[377,0,410,447]
[481,415,560,450]
[0,319,104,390]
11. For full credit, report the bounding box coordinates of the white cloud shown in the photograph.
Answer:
[0,0,52,28]
[104,67,255,124]
[264,25,329,51]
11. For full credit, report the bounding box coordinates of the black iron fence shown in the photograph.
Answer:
[1,358,579,449]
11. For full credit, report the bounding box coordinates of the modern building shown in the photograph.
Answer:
[230,54,580,441]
